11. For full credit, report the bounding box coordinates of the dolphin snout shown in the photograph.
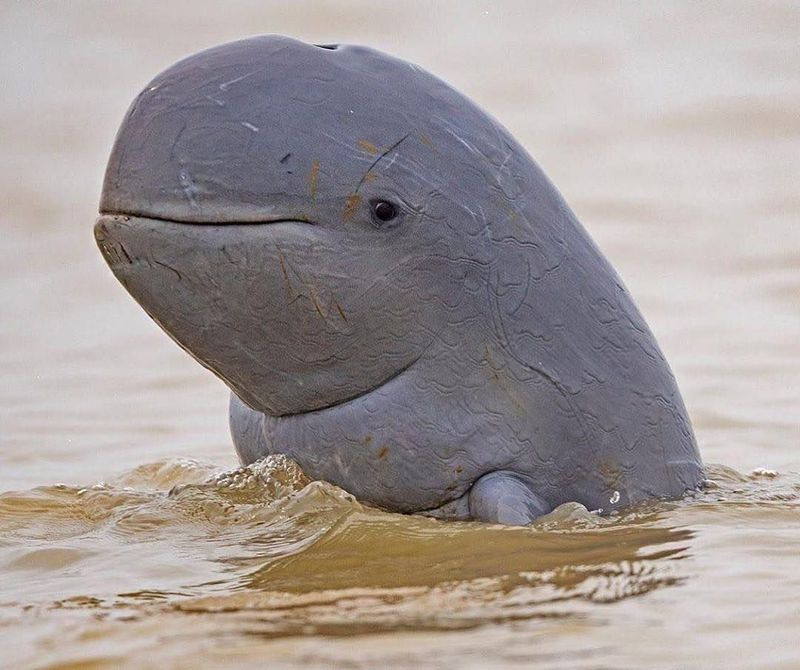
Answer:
[94,216,188,286]
[94,218,135,269]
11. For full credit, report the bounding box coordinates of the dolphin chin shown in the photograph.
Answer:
[94,212,429,418]
[95,35,704,525]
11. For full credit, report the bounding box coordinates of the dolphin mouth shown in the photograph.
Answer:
[94,212,318,272]
[97,210,316,228]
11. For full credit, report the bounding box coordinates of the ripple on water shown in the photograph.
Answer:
[1,457,799,668]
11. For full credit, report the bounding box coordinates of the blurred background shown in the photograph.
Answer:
[1,3,798,668]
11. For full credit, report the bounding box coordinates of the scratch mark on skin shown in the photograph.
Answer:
[117,243,133,264]
[442,126,478,155]
[275,247,293,295]
[384,153,398,170]
[333,298,348,322]
[241,121,259,132]
[309,289,328,324]
[153,259,182,281]
[178,169,200,208]
[321,130,366,156]
[219,71,257,91]
[308,160,320,199]
[377,445,389,459]
[356,139,380,155]
[342,194,360,222]
[100,242,120,265]
[497,149,513,173]
[204,94,225,107]
[355,131,413,193]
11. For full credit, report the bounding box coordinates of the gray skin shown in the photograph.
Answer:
[94,35,704,525]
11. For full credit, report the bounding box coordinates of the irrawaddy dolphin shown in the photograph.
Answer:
[94,35,704,525]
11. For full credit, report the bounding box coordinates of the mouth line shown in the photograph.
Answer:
[98,210,317,227]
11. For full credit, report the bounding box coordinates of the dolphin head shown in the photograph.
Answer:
[96,36,499,416]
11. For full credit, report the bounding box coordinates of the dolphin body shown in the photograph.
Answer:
[95,36,704,525]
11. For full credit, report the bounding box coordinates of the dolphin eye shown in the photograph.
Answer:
[372,200,398,224]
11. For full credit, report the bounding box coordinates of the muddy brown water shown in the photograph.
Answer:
[2,2,799,668]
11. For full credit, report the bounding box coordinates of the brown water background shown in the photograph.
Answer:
[1,2,799,668]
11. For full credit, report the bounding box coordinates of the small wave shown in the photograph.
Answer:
[1,457,798,642]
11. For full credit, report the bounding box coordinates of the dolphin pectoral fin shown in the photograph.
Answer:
[468,471,552,526]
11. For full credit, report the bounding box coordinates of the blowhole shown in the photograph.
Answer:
[315,43,339,50]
